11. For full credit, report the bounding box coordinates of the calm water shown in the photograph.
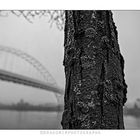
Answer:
[124,116,140,129]
[0,110,139,129]
[0,110,62,129]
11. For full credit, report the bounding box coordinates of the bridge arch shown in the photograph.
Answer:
[0,45,56,85]
[0,45,63,104]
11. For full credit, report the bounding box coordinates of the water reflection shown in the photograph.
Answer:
[0,110,59,129]
[0,110,139,129]
[124,115,140,129]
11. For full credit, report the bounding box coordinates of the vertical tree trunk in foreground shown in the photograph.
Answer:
[61,10,127,129]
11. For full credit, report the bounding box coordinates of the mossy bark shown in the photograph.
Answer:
[61,10,127,129]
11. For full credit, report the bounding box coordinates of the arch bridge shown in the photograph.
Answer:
[0,45,64,96]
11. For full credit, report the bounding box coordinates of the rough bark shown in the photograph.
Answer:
[61,10,127,129]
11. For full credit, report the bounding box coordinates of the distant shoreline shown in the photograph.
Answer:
[0,108,63,112]
[0,104,64,112]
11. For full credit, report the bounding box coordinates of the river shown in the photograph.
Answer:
[0,110,139,129]
[0,110,61,129]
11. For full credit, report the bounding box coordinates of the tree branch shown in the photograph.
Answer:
[0,10,65,30]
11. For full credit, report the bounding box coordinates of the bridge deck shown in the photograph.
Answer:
[0,69,64,95]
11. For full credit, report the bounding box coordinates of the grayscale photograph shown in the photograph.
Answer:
[0,10,139,130]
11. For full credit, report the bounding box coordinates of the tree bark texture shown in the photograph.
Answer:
[61,10,127,129]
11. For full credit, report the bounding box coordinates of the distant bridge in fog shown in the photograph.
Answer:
[0,45,64,96]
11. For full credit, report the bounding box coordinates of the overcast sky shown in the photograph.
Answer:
[0,11,139,104]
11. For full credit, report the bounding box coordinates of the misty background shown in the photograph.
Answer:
[0,11,139,104]
[0,10,139,129]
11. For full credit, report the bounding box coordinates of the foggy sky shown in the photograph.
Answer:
[0,11,139,104]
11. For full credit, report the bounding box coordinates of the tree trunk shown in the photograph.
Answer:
[61,10,127,129]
